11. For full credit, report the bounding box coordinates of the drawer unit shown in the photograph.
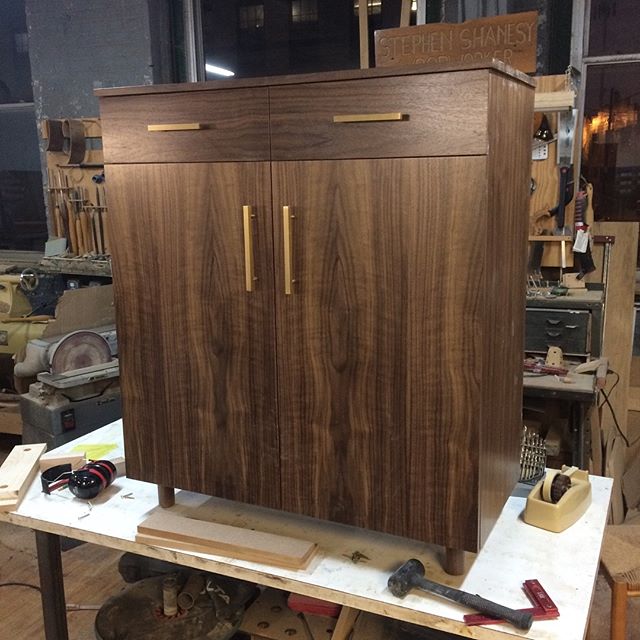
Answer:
[269,71,489,160]
[100,88,270,164]
[525,308,591,356]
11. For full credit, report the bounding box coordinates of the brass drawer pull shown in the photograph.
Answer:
[243,205,257,292]
[147,123,205,132]
[333,112,406,123]
[283,206,295,295]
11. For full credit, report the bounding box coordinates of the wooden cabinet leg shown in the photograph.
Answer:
[158,485,175,507]
[610,581,627,640]
[35,530,69,640]
[444,547,465,575]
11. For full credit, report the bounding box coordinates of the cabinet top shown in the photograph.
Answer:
[95,59,534,98]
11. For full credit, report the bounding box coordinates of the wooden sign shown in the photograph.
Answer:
[375,11,537,73]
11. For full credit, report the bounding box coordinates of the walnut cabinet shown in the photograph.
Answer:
[97,62,534,557]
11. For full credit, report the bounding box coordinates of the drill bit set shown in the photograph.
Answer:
[519,425,547,484]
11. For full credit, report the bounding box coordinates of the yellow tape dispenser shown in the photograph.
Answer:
[524,466,592,533]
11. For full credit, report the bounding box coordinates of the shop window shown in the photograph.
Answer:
[292,0,318,24]
[582,63,640,221]
[0,0,47,252]
[239,4,264,30]
[589,0,639,57]
[199,0,570,80]
[353,0,383,15]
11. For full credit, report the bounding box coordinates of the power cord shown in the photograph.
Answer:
[598,369,640,449]
[0,582,41,592]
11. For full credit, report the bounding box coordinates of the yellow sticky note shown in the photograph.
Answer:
[72,444,118,460]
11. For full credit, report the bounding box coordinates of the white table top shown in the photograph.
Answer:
[1,421,612,640]
[523,371,596,396]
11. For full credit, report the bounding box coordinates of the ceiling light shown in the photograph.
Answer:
[205,64,235,77]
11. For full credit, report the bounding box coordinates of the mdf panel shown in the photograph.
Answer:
[106,162,280,508]
[272,157,487,549]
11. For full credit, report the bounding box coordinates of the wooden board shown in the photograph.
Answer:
[0,400,22,435]
[39,452,85,472]
[529,75,576,268]
[0,443,47,512]
[374,11,537,72]
[136,510,317,570]
[593,222,639,441]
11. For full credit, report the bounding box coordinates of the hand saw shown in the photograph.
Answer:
[550,108,578,237]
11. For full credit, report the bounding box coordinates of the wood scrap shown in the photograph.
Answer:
[0,443,47,512]
[623,452,640,512]
[39,452,85,472]
[136,510,317,570]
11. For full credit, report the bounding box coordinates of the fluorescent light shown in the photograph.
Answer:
[205,64,235,77]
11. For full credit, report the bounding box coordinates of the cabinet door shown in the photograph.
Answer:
[106,162,280,508]
[272,157,487,548]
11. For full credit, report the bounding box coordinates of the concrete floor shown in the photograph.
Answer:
[0,433,631,640]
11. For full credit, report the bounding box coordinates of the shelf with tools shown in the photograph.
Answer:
[529,74,580,270]
[41,117,111,268]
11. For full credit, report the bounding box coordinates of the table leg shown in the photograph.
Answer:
[570,402,586,469]
[35,530,69,640]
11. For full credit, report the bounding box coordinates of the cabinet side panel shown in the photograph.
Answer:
[478,75,534,546]
[273,158,486,550]
[105,162,281,508]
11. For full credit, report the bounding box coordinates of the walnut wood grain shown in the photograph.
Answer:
[477,72,534,547]
[272,156,487,549]
[100,66,535,557]
[269,72,489,160]
[105,162,280,508]
[100,88,270,164]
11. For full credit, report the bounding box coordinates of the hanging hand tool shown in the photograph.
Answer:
[387,559,533,631]
[573,185,596,279]
[550,108,577,236]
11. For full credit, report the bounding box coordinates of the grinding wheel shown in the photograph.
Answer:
[49,330,111,374]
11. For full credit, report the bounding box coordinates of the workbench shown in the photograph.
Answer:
[523,369,597,469]
[1,421,612,640]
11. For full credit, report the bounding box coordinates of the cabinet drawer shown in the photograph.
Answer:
[525,309,591,355]
[100,88,270,163]
[269,71,489,160]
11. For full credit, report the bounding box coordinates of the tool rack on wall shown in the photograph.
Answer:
[529,74,579,269]
[40,117,111,277]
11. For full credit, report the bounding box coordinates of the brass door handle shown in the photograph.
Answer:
[332,112,406,123]
[243,205,256,292]
[147,123,205,132]
[282,206,295,295]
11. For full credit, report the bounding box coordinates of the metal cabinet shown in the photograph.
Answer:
[525,289,604,358]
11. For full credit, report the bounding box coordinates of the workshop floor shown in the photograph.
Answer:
[0,434,634,640]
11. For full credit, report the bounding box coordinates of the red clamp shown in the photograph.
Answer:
[464,579,559,626]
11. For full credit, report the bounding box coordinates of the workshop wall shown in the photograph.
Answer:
[25,0,173,119]
[23,0,174,236]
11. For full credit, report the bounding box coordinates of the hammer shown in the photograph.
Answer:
[388,559,533,631]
